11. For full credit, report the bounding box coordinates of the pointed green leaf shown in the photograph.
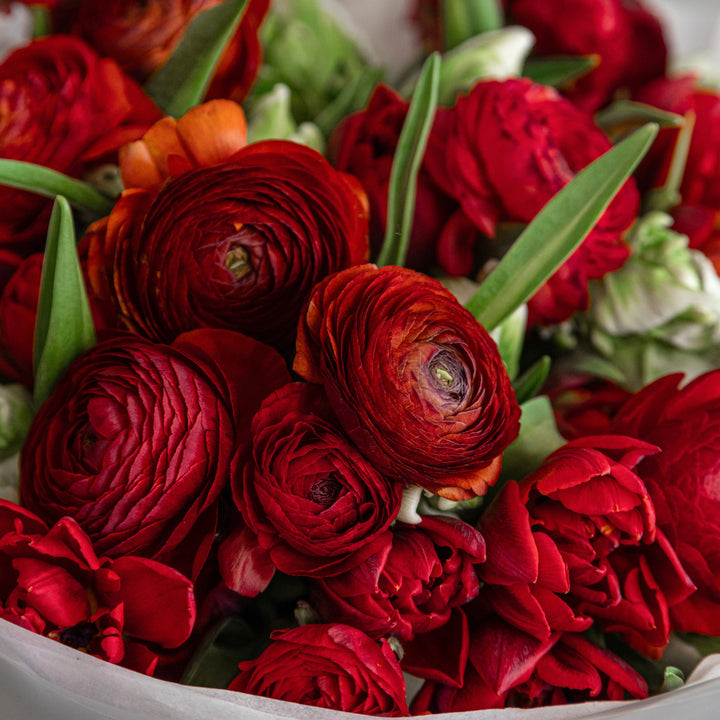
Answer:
[465,123,659,330]
[500,395,565,483]
[493,303,527,381]
[523,55,597,88]
[513,355,551,404]
[144,0,248,118]
[596,100,683,132]
[376,53,440,268]
[34,197,96,408]
[0,160,113,215]
[443,0,504,50]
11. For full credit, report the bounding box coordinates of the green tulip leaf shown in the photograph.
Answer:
[596,100,683,131]
[443,0,504,50]
[376,52,441,268]
[34,196,96,408]
[513,355,551,404]
[465,123,659,330]
[523,56,597,88]
[0,160,113,215]
[494,303,527,381]
[144,0,248,118]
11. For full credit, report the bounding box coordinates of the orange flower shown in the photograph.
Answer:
[119,99,248,192]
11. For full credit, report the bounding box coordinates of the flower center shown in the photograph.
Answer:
[55,621,97,650]
[428,352,467,402]
[308,477,342,506]
[225,245,252,280]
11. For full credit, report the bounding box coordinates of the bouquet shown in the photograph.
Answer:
[1,0,720,716]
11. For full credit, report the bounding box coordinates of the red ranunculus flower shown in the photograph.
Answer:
[74,0,269,101]
[228,623,409,716]
[20,329,290,579]
[506,0,666,112]
[111,140,369,353]
[636,75,720,210]
[0,35,160,253]
[0,500,195,675]
[294,264,520,501]
[222,382,401,591]
[313,515,485,641]
[411,613,648,712]
[329,83,455,271]
[609,370,720,635]
[424,78,640,326]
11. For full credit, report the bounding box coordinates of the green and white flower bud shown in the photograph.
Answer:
[586,211,720,388]
[246,84,325,153]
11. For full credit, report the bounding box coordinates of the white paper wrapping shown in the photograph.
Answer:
[2,618,720,720]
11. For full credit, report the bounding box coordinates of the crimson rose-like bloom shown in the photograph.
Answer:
[610,371,720,635]
[0,501,195,676]
[294,264,520,500]
[0,35,160,253]
[112,140,369,353]
[222,382,401,590]
[20,329,290,579]
[329,84,455,271]
[506,0,666,112]
[424,78,640,326]
[313,515,485,641]
[73,0,268,101]
[228,623,409,716]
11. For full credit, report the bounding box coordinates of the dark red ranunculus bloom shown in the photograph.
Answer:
[112,140,369,353]
[424,78,640,326]
[329,83,455,271]
[410,611,648,712]
[294,264,520,501]
[73,0,269,102]
[313,515,485,641]
[228,623,409,716]
[478,436,694,658]
[636,75,720,211]
[0,35,160,253]
[0,500,195,675]
[506,0,666,112]
[20,329,290,579]
[609,371,720,635]
[223,382,401,589]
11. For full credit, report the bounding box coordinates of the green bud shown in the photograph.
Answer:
[250,0,377,131]
[585,211,720,388]
[246,84,325,153]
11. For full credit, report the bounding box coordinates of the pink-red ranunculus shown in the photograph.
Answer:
[313,515,486,641]
[506,0,667,112]
[111,140,369,353]
[20,329,290,579]
[610,370,720,635]
[294,264,521,501]
[223,382,401,590]
[0,500,195,675]
[228,623,409,716]
[424,78,640,326]
[0,35,160,253]
[329,83,455,271]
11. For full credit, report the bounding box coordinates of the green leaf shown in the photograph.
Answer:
[513,355,551,404]
[376,53,441,268]
[0,160,113,215]
[144,0,248,118]
[596,100,683,132]
[662,667,685,693]
[465,123,659,331]
[493,303,527,381]
[33,197,96,408]
[500,395,565,483]
[31,7,51,37]
[523,56,597,88]
[443,0,504,50]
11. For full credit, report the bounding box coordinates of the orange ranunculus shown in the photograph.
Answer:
[119,99,248,192]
